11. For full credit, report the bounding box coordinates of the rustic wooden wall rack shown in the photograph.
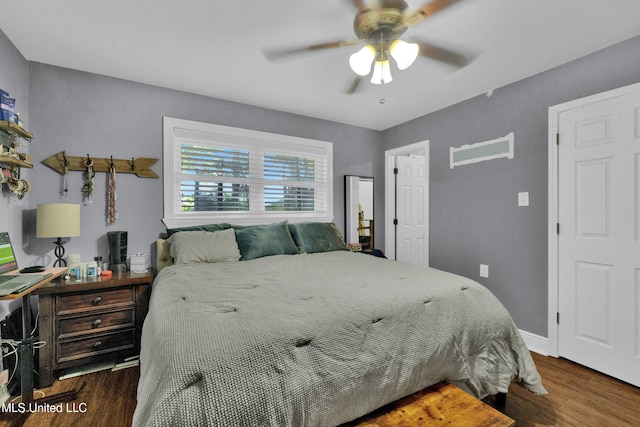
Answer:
[42,151,158,178]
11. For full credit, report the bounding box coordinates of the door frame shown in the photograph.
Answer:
[384,140,430,262]
[547,81,640,358]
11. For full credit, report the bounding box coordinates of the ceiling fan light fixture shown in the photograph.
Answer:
[349,45,376,76]
[370,59,392,85]
[389,39,419,70]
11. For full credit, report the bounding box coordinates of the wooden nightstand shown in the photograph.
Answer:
[34,270,152,388]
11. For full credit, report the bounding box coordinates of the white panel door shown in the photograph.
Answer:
[558,89,640,386]
[395,154,428,266]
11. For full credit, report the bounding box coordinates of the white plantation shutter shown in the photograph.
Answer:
[163,117,333,228]
[259,151,327,213]
[179,144,251,212]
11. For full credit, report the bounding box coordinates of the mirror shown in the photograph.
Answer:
[345,175,374,251]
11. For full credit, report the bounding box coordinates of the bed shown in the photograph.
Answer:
[133,221,546,427]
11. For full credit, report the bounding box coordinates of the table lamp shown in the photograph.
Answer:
[36,203,81,267]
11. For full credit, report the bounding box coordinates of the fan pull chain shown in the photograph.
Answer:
[378,76,386,105]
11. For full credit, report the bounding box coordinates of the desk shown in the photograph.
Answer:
[0,267,68,402]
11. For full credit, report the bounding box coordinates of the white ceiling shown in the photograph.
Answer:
[1,0,640,131]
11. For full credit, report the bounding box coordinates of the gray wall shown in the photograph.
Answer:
[23,63,384,268]
[0,29,29,241]
[3,22,640,338]
[383,35,640,337]
[0,29,30,317]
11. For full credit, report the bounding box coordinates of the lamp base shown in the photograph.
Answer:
[53,237,67,267]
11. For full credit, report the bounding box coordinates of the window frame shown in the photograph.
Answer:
[163,117,333,228]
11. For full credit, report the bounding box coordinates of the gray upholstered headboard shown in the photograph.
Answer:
[156,239,173,272]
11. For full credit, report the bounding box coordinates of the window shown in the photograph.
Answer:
[449,132,514,168]
[163,117,333,228]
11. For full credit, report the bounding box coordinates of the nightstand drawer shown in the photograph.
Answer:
[58,308,135,338]
[57,329,136,363]
[57,288,134,314]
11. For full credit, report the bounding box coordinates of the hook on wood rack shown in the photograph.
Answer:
[42,151,158,178]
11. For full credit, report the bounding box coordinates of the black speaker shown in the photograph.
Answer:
[107,231,128,272]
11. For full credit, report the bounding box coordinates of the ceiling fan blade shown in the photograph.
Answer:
[308,39,362,51]
[416,40,468,68]
[346,76,362,95]
[403,0,459,27]
[350,0,368,11]
[263,39,361,61]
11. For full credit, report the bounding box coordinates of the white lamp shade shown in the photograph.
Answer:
[370,59,393,84]
[349,45,376,76]
[389,39,419,70]
[36,203,81,238]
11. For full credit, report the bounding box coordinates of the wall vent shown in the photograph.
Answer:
[450,132,514,168]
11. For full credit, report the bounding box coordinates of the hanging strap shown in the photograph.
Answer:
[107,159,117,225]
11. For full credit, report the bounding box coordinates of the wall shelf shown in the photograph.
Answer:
[0,120,34,140]
[0,121,34,199]
[0,155,33,169]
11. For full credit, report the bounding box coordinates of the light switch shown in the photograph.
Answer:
[480,264,489,278]
[518,192,529,207]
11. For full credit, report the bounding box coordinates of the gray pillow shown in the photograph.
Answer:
[288,222,348,253]
[168,228,240,264]
[234,221,299,261]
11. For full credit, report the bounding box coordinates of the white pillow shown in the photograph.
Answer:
[168,228,240,264]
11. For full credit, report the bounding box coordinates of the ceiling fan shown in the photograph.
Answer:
[264,0,469,93]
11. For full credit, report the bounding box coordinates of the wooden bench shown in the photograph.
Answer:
[346,381,515,426]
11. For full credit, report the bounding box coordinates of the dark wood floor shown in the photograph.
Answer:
[0,366,139,427]
[497,353,640,426]
[1,352,638,426]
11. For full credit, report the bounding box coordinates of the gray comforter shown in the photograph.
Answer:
[133,251,545,426]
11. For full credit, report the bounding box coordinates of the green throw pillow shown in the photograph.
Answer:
[166,223,230,237]
[288,222,348,253]
[234,221,299,261]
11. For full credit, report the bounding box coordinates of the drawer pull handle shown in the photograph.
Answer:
[92,319,102,328]
[92,296,102,305]
[93,341,102,348]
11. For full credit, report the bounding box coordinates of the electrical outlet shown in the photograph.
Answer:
[480,264,489,278]
[518,192,529,207]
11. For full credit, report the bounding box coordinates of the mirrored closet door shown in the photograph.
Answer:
[345,175,374,251]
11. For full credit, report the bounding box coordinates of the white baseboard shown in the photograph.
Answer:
[519,329,549,356]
